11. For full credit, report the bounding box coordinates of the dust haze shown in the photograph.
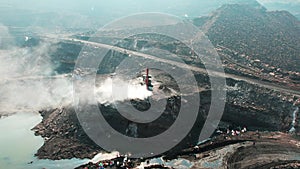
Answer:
[0,25,152,114]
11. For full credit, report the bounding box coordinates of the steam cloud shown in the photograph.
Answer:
[0,24,72,114]
[95,77,153,104]
[0,25,152,115]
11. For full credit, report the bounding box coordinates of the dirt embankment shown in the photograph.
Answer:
[75,132,300,169]
[225,132,300,169]
[33,107,102,160]
[32,93,202,160]
[166,132,300,169]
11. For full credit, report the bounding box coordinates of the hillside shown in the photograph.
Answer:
[194,3,300,72]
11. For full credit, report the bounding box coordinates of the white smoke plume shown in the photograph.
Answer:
[0,24,14,48]
[95,77,153,104]
[0,24,152,115]
[0,25,73,114]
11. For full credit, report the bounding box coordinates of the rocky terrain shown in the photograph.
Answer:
[193,2,300,89]
[51,2,300,92]
[29,1,300,168]
[33,107,102,160]
[194,2,300,72]
[32,71,300,167]
[75,132,300,169]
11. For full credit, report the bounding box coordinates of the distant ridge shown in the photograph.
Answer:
[194,1,300,72]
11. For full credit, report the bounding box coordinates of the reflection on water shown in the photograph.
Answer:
[0,112,88,169]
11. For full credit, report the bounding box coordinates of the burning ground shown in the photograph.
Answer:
[32,70,300,168]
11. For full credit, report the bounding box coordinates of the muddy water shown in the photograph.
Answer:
[0,112,88,169]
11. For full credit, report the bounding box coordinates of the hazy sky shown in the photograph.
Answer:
[0,0,225,29]
[1,0,219,15]
[0,0,298,29]
[258,0,300,4]
[1,0,299,13]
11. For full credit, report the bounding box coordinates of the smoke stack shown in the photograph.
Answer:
[145,68,149,89]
